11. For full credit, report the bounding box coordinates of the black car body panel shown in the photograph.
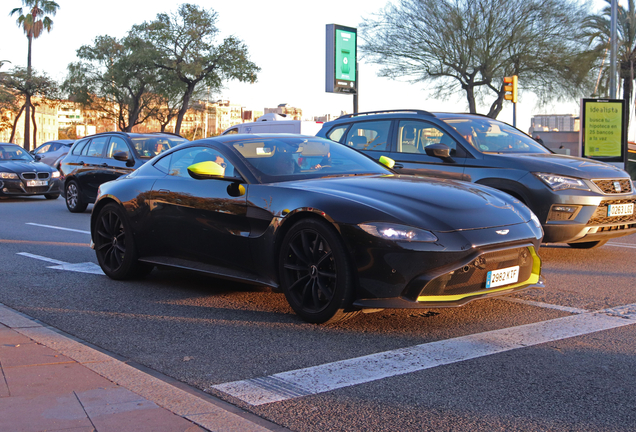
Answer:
[91,135,544,322]
[0,143,62,198]
[60,132,188,211]
[317,111,636,245]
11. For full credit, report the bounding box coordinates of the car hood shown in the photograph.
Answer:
[285,174,530,232]
[488,153,629,179]
[0,160,53,173]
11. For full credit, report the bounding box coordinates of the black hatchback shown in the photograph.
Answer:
[317,110,636,249]
[60,131,188,212]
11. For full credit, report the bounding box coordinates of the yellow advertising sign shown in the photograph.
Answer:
[584,102,623,157]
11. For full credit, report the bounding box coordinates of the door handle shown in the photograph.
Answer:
[100,163,108,167]
[78,161,85,166]
[393,163,404,169]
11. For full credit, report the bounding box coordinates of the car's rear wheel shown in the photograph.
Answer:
[279,218,359,324]
[65,180,88,213]
[567,240,608,249]
[44,193,59,200]
[93,203,153,279]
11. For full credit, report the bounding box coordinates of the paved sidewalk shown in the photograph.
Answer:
[0,304,282,432]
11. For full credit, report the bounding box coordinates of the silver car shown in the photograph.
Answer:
[30,139,75,169]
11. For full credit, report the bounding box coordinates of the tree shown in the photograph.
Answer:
[583,0,636,105]
[62,34,162,132]
[359,0,596,119]
[134,4,259,134]
[0,67,59,145]
[10,0,59,150]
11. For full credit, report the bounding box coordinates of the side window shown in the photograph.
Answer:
[167,147,235,178]
[223,128,238,135]
[82,136,109,157]
[153,154,172,174]
[344,121,391,152]
[326,126,348,143]
[106,137,130,158]
[71,139,90,155]
[397,120,462,156]
[35,144,52,154]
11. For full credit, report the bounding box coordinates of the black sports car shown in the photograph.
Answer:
[0,143,62,199]
[91,135,544,323]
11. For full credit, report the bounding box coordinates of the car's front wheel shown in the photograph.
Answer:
[93,202,153,280]
[568,240,608,249]
[279,218,359,324]
[65,180,88,213]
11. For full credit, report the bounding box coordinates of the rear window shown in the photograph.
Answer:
[131,136,189,159]
[344,120,391,152]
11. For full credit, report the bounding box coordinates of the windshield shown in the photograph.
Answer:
[132,136,189,159]
[439,116,551,154]
[0,144,34,161]
[231,137,389,183]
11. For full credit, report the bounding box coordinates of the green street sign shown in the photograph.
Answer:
[326,24,357,94]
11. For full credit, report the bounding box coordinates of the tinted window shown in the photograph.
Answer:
[71,139,90,155]
[131,136,188,159]
[223,128,239,135]
[231,137,388,183]
[327,126,348,143]
[0,145,32,161]
[440,117,550,154]
[344,121,391,152]
[106,137,130,158]
[397,120,460,155]
[35,143,55,154]
[153,154,171,174]
[167,147,234,178]
[82,136,109,157]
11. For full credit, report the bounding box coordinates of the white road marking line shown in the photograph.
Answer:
[607,242,636,249]
[26,222,91,235]
[17,252,67,265]
[212,304,636,406]
[17,252,104,275]
[502,297,589,314]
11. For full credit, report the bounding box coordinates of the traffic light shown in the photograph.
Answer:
[503,75,518,103]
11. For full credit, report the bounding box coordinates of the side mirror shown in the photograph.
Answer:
[425,143,453,161]
[33,154,42,161]
[113,151,129,162]
[378,155,395,169]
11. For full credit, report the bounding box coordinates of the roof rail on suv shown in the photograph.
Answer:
[337,109,435,119]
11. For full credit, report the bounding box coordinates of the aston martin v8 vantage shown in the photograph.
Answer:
[91,135,544,323]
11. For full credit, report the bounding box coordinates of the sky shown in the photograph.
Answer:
[0,0,610,135]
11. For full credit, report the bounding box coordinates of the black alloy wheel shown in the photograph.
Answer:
[568,240,608,249]
[93,203,153,280]
[279,218,358,324]
[65,180,88,213]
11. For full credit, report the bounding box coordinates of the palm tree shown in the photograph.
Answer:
[10,0,59,150]
[584,0,636,103]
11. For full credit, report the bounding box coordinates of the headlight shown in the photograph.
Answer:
[359,222,438,242]
[51,171,60,178]
[0,172,18,179]
[534,173,589,191]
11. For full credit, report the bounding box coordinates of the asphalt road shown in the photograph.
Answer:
[1,196,636,431]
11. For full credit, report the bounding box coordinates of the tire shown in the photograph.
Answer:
[93,202,153,279]
[278,218,359,324]
[44,193,59,200]
[65,180,88,213]
[568,240,608,249]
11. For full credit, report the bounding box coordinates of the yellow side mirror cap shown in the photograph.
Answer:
[188,161,225,178]
[379,155,395,169]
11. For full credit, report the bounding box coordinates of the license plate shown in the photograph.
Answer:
[607,203,634,217]
[486,265,519,288]
[26,180,47,187]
